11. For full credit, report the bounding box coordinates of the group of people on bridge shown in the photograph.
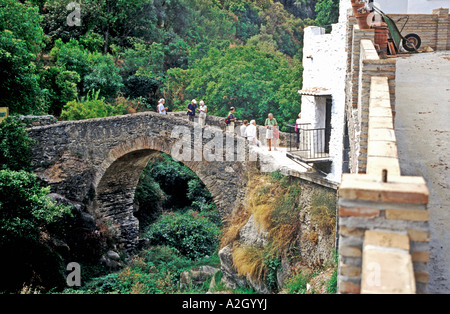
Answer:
[156,98,306,152]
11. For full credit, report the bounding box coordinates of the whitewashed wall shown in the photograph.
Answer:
[300,5,349,183]
[372,0,450,14]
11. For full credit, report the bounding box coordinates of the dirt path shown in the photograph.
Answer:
[395,51,450,294]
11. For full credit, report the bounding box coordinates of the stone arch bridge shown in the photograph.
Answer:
[28,112,253,251]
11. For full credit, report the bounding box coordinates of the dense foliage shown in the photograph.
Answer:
[135,153,219,228]
[0,117,34,171]
[0,118,74,292]
[0,0,339,125]
[146,211,221,260]
[61,89,127,120]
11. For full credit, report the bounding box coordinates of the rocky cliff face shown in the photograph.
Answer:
[217,176,337,294]
[219,215,271,294]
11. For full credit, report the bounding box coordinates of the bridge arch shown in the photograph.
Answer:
[92,135,230,250]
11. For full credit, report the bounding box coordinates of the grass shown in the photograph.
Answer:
[283,269,313,294]
[310,189,337,234]
[220,205,251,249]
[326,267,338,294]
[231,245,266,281]
[248,174,302,258]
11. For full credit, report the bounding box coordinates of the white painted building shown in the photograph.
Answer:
[296,0,450,183]
[297,1,350,184]
[370,0,450,14]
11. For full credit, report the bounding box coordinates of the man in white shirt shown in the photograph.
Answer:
[246,120,261,147]
[240,120,249,139]
[157,99,168,115]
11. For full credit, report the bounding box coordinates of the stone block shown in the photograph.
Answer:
[364,230,410,251]
[361,247,416,294]
[385,209,429,222]
[339,206,380,218]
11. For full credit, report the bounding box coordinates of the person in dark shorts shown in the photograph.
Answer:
[187,99,197,122]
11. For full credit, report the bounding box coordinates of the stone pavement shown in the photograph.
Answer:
[395,51,450,293]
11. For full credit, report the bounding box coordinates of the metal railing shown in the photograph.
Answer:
[286,124,331,162]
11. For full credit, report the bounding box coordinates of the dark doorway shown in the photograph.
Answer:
[325,97,332,154]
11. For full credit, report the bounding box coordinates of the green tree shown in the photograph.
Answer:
[0,0,47,115]
[84,52,124,100]
[0,117,34,172]
[0,30,45,114]
[315,0,340,31]
[40,67,80,116]
[259,1,305,57]
[84,0,159,52]
[0,0,44,54]
[120,40,165,78]
[174,43,302,128]
[51,39,123,100]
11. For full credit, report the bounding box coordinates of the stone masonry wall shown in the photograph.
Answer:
[357,40,397,174]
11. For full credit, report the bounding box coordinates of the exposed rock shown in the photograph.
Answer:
[277,257,292,289]
[106,250,121,261]
[100,251,123,270]
[180,266,220,289]
[219,217,271,294]
[218,244,247,290]
[238,215,268,247]
[15,115,58,127]
[218,179,337,294]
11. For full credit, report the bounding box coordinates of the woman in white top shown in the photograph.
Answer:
[198,101,207,127]
[157,98,168,115]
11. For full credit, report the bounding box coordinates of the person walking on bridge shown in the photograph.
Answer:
[240,120,249,139]
[198,100,207,127]
[265,113,278,151]
[187,99,197,123]
[225,107,237,133]
[157,98,168,115]
[247,120,261,147]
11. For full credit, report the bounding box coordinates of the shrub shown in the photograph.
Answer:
[0,117,35,171]
[145,211,221,260]
[61,89,127,120]
[310,189,337,234]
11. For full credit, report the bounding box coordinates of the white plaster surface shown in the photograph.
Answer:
[373,0,449,14]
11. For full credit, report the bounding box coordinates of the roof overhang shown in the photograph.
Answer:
[298,87,332,97]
